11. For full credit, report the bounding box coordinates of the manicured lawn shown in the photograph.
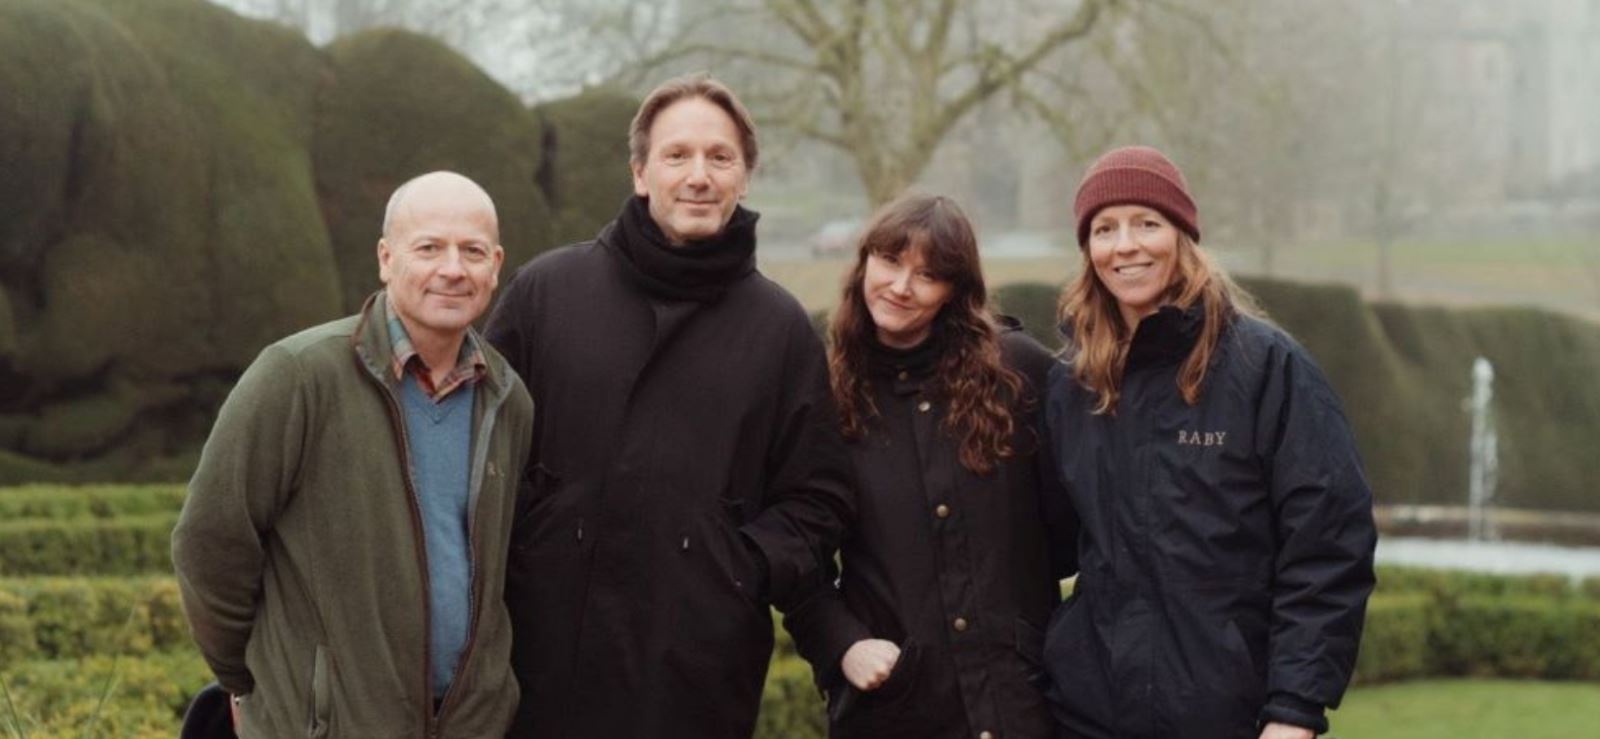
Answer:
[1328,679,1600,738]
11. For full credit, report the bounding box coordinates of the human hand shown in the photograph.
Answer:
[230,694,241,729]
[840,639,901,691]
[1257,722,1314,739]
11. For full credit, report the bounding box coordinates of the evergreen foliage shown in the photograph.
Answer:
[0,0,634,482]
[990,279,1600,512]
[533,89,640,248]
[315,29,553,312]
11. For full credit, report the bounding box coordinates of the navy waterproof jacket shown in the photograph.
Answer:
[1041,305,1377,739]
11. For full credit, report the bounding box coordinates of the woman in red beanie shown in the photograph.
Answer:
[1039,146,1378,739]
[784,194,1079,739]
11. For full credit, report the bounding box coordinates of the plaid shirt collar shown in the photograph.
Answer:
[385,298,487,402]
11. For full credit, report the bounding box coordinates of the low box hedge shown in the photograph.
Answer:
[0,483,185,521]
[1352,593,1433,683]
[0,650,213,739]
[1375,565,1580,601]
[1429,595,1600,680]
[0,514,176,576]
[0,577,188,667]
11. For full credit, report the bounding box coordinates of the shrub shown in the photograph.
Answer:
[533,89,639,249]
[0,589,34,668]
[990,276,1600,512]
[1429,596,1600,680]
[0,650,213,739]
[1375,565,1581,602]
[0,578,189,663]
[992,282,1064,350]
[0,484,185,521]
[316,29,552,313]
[1351,594,1432,683]
[755,654,826,739]
[0,515,176,576]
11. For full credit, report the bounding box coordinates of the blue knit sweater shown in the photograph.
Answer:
[399,374,474,699]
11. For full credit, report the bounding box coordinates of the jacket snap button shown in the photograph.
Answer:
[917,400,931,412]
[979,732,994,739]
[952,617,968,632]
[897,370,909,381]
[935,504,950,519]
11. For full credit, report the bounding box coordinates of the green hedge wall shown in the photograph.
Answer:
[1430,596,1600,680]
[0,484,184,521]
[533,89,639,249]
[314,29,554,314]
[0,578,187,668]
[0,651,213,739]
[989,279,1600,512]
[2,567,1598,737]
[0,0,625,484]
[0,516,175,577]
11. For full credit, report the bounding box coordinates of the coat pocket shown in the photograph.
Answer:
[703,500,763,611]
[307,645,331,739]
[1015,616,1048,689]
[829,639,927,735]
[511,464,563,550]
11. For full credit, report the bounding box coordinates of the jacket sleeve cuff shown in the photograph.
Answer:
[210,664,256,698]
[1260,692,1327,734]
[740,535,772,601]
[782,587,872,690]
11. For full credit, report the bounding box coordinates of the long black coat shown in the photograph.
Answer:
[1041,306,1377,739]
[484,224,852,738]
[786,326,1077,739]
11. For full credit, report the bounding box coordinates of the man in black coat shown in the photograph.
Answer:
[485,74,853,738]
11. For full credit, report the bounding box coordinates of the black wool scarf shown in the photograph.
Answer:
[606,195,759,303]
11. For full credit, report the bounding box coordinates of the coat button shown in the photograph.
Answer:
[952,617,968,632]
[935,504,950,519]
[917,400,931,412]
[897,370,909,381]
[979,733,994,739]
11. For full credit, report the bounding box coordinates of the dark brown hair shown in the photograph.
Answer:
[628,73,759,170]
[829,194,1023,475]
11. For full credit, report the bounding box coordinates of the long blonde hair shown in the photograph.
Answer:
[1056,232,1260,414]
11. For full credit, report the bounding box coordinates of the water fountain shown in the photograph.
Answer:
[1465,357,1497,543]
[1375,357,1600,579]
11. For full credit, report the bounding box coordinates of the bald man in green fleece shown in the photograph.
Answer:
[172,171,533,739]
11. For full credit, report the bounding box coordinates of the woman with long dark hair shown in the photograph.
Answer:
[785,194,1077,739]
[1041,146,1377,739]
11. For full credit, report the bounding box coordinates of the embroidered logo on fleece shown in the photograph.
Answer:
[1177,430,1227,447]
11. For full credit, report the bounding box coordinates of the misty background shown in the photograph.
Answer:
[217,0,1600,318]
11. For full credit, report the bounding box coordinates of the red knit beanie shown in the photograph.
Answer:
[1073,146,1200,248]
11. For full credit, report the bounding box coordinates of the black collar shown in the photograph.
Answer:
[1125,304,1206,370]
[603,195,759,303]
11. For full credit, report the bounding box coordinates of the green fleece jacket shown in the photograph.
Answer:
[172,292,533,739]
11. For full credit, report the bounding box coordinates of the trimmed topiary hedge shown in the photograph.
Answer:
[0,515,176,576]
[0,577,188,668]
[0,484,185,521]
[1352,594,1432,683]
[989,279,1600,513]
[315,28,554,314]
[1350,567,1600,685]
[1429,596,1600,680]
[0,650,213,738]
[533,88,639,249]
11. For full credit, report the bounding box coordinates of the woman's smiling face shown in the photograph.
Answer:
[1086,204,1179,328]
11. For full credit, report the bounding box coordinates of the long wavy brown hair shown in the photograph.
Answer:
[1057,229,1261,414]
[829,194,1023,475]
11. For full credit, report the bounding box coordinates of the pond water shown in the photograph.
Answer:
[1377,537,1600,579]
